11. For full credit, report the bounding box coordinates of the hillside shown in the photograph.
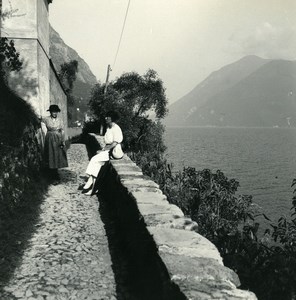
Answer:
[49,25,97,123]
[165,56,296,127]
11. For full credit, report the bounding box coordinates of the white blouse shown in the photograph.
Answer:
[104,123,123,144]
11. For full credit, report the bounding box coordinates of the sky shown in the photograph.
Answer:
[49,0,296,104]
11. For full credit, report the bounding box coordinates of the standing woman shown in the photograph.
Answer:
[82,110,123,195]
[42,105,68,180]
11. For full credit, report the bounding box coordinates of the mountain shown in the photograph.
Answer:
[165,56,296,128]
[49,25,97,123]
[49,25,97,86]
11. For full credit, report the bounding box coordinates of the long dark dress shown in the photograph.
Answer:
[42,116,68,169]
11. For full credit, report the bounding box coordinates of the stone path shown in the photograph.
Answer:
[1,144,117,300]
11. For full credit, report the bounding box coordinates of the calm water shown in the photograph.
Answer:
[164,127,296,221]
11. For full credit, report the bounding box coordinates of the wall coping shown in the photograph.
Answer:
[110,155,257,300]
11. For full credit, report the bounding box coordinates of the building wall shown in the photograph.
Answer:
[37,0,49,55]
[1,0,38,39]
[6,39,40,113]
[50,66,68,137]
[38,44,50,115]
[1,0,67,126]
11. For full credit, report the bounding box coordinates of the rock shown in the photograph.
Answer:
[25,289,33,297]
[61,278,69,285]
[58,285,69,294]
[13,289,24,298]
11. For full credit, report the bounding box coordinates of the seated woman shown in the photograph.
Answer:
[82,110,123,195]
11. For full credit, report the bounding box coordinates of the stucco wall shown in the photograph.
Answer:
[4,38,51,116]
[2,0,49,54]
[6,39,40,113]
[37,0,49,55]
[1,0,51,116]
[38,44,50,115]
[1,0,38,39]
[1,0,67,126]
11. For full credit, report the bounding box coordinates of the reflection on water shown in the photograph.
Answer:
[164,127,296,222]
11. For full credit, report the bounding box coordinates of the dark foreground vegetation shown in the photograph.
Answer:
[0,79,50,291]
[86,69,296,300]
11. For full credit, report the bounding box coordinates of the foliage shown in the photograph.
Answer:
[0,79,44,215]
[0,78,39,146]
[133,152,257,240]
[0,125,42,213]
[59,60,78,92]
[87,69,168,153]
[112,69,168,119]
[165,168,256,241]
[0,76,48,293]
[0,82,47,292]
[0,0,24,79]
[132,149,296,300]
[58,60,79,123]
[0,37,22,79]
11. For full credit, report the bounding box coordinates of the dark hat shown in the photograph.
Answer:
[47,104,61,112]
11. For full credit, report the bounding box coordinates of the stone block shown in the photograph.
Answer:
[120,178,159,190]
[159,252,239,287]
[131,191,167,204]
[174,275,257,300]
[150,216,199,231]
[148,227,222,264]
[137,203,184,218]
[141,213,183,227]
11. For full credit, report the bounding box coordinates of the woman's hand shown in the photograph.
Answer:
[89,133,98,137]
[104,142,117,151]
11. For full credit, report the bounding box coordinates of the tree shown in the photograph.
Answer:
[58,60,79,124]
[0,1,23,80]
[58,60,78,92]
[0,37,22,79]
[88,69,168,153]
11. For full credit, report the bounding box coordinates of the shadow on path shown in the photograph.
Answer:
[96,165,186,300]
[0,173,50,294]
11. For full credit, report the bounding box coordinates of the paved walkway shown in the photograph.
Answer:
[1,144,117,300]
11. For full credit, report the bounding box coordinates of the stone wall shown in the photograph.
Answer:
[102,156,257,299]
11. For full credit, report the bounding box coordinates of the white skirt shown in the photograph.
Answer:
[85,150,109,177]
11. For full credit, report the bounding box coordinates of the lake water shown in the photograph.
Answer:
[164,127,296,222]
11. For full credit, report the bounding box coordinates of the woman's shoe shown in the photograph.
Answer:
[84,185,98,196]
[84,189,93,196]
[83,176,94,189]
[82,184,93,194]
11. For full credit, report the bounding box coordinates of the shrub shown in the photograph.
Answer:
[0,80,43,214]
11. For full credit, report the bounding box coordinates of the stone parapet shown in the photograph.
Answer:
[110,155,257,300]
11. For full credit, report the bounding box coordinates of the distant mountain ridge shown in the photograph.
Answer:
[165,56,296,128]
[49,25,97,122]
[49,25,97,86]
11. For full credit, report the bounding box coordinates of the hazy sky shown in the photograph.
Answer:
[49,0,296,104]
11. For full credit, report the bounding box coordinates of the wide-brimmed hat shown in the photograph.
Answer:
[47,104,61,112]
